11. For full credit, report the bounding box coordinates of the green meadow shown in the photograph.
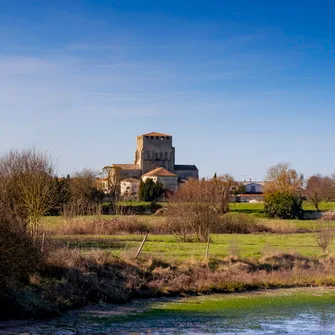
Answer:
[51,233,335,260]
[41,201,335,262]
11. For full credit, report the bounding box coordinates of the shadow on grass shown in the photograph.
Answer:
[53,238,128,250]
[230,209,264,215]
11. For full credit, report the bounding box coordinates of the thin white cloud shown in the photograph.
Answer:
[0,56,55,75]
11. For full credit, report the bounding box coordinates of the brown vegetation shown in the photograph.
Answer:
[212,213,269,234]
[165,177,234,241]
[321,211,335,221]
[3,246,335,320]
[46,217,150,235]
[0,207,42,288]
[44,213,306,237]
[306,175,335,210]
[61,169,105,217]
[0,149,62,237]
[265,163,304,194]
[312,221,335,255]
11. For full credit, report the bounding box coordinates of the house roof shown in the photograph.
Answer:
[142,132,171,137]
[112,164,139,170]
[142,167,178,177]
[237,194,264,197]
[174,164,198,171]
[244,181,264,186]
[122,178,141,183]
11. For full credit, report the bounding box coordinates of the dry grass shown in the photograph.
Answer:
[214,213,269,234]
[45,217,151,235]
[44,214,307,238]
[262,219,301,234]
[4,243,335,320]
[321,211,335,221]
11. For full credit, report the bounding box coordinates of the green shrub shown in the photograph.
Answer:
[264,191,303,219]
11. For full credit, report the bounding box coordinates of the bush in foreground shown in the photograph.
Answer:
[0,209,42,288]
[0,206,43,319]
[264,191,303,219]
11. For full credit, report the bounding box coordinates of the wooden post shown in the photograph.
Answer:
[41,233,46,252]
[204,235,210,261]
[135,235,148,259]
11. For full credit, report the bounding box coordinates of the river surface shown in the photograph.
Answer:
[1,288,335,335]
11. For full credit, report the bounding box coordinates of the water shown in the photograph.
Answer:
[2,288,335,334]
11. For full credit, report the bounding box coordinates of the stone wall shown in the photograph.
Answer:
[142,175,178,192]
[135,135,175,173]
[174,169,199,180]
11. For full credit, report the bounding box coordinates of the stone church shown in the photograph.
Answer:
[105,132,198,194]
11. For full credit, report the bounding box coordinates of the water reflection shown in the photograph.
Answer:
[2,290,335,335]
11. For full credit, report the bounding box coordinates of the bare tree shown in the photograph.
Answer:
[165,178,223,242]
[62,169,104,217]
[312,221,334,255]
[306,175,324,211]
[324,174,335,201]
[0,149,62,238]
[213,174,235,213]
[101,166,121,213]
[305,174,335,210]
[265,163,304,194]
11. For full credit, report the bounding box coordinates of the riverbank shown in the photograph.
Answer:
[2,247,335,321]
[2,287,335,334]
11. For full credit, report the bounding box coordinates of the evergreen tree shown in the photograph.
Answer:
[139,178,164,202]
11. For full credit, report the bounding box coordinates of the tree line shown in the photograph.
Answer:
[1,148,335,242]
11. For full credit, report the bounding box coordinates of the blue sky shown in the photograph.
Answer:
[0,1,334,180]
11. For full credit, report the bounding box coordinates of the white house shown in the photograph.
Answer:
[244,181,264,194]
[120,178,141,196]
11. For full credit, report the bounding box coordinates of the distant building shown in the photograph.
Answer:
[233,180,265,203]
[142,167,179,193]
[235,194,265,203]
[244,181,264,194]
[120,178,141,197]
[103,132,199,197]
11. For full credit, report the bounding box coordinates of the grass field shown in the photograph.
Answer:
[51,233,335,260]
[41,214,166,228]
[115,201,335,213]
[41,202,335,262]
[41,213,335,231]
[229,201,335,213]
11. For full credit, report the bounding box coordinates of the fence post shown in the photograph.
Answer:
[41,233,46,252]
[204,235,210,261]
[135,235,148,258]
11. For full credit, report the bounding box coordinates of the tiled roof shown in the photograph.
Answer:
[112,164,139,170]
[142,132,171,137]
[122,178,141,183]
[174,164,198,171]
[143,167,177,177]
